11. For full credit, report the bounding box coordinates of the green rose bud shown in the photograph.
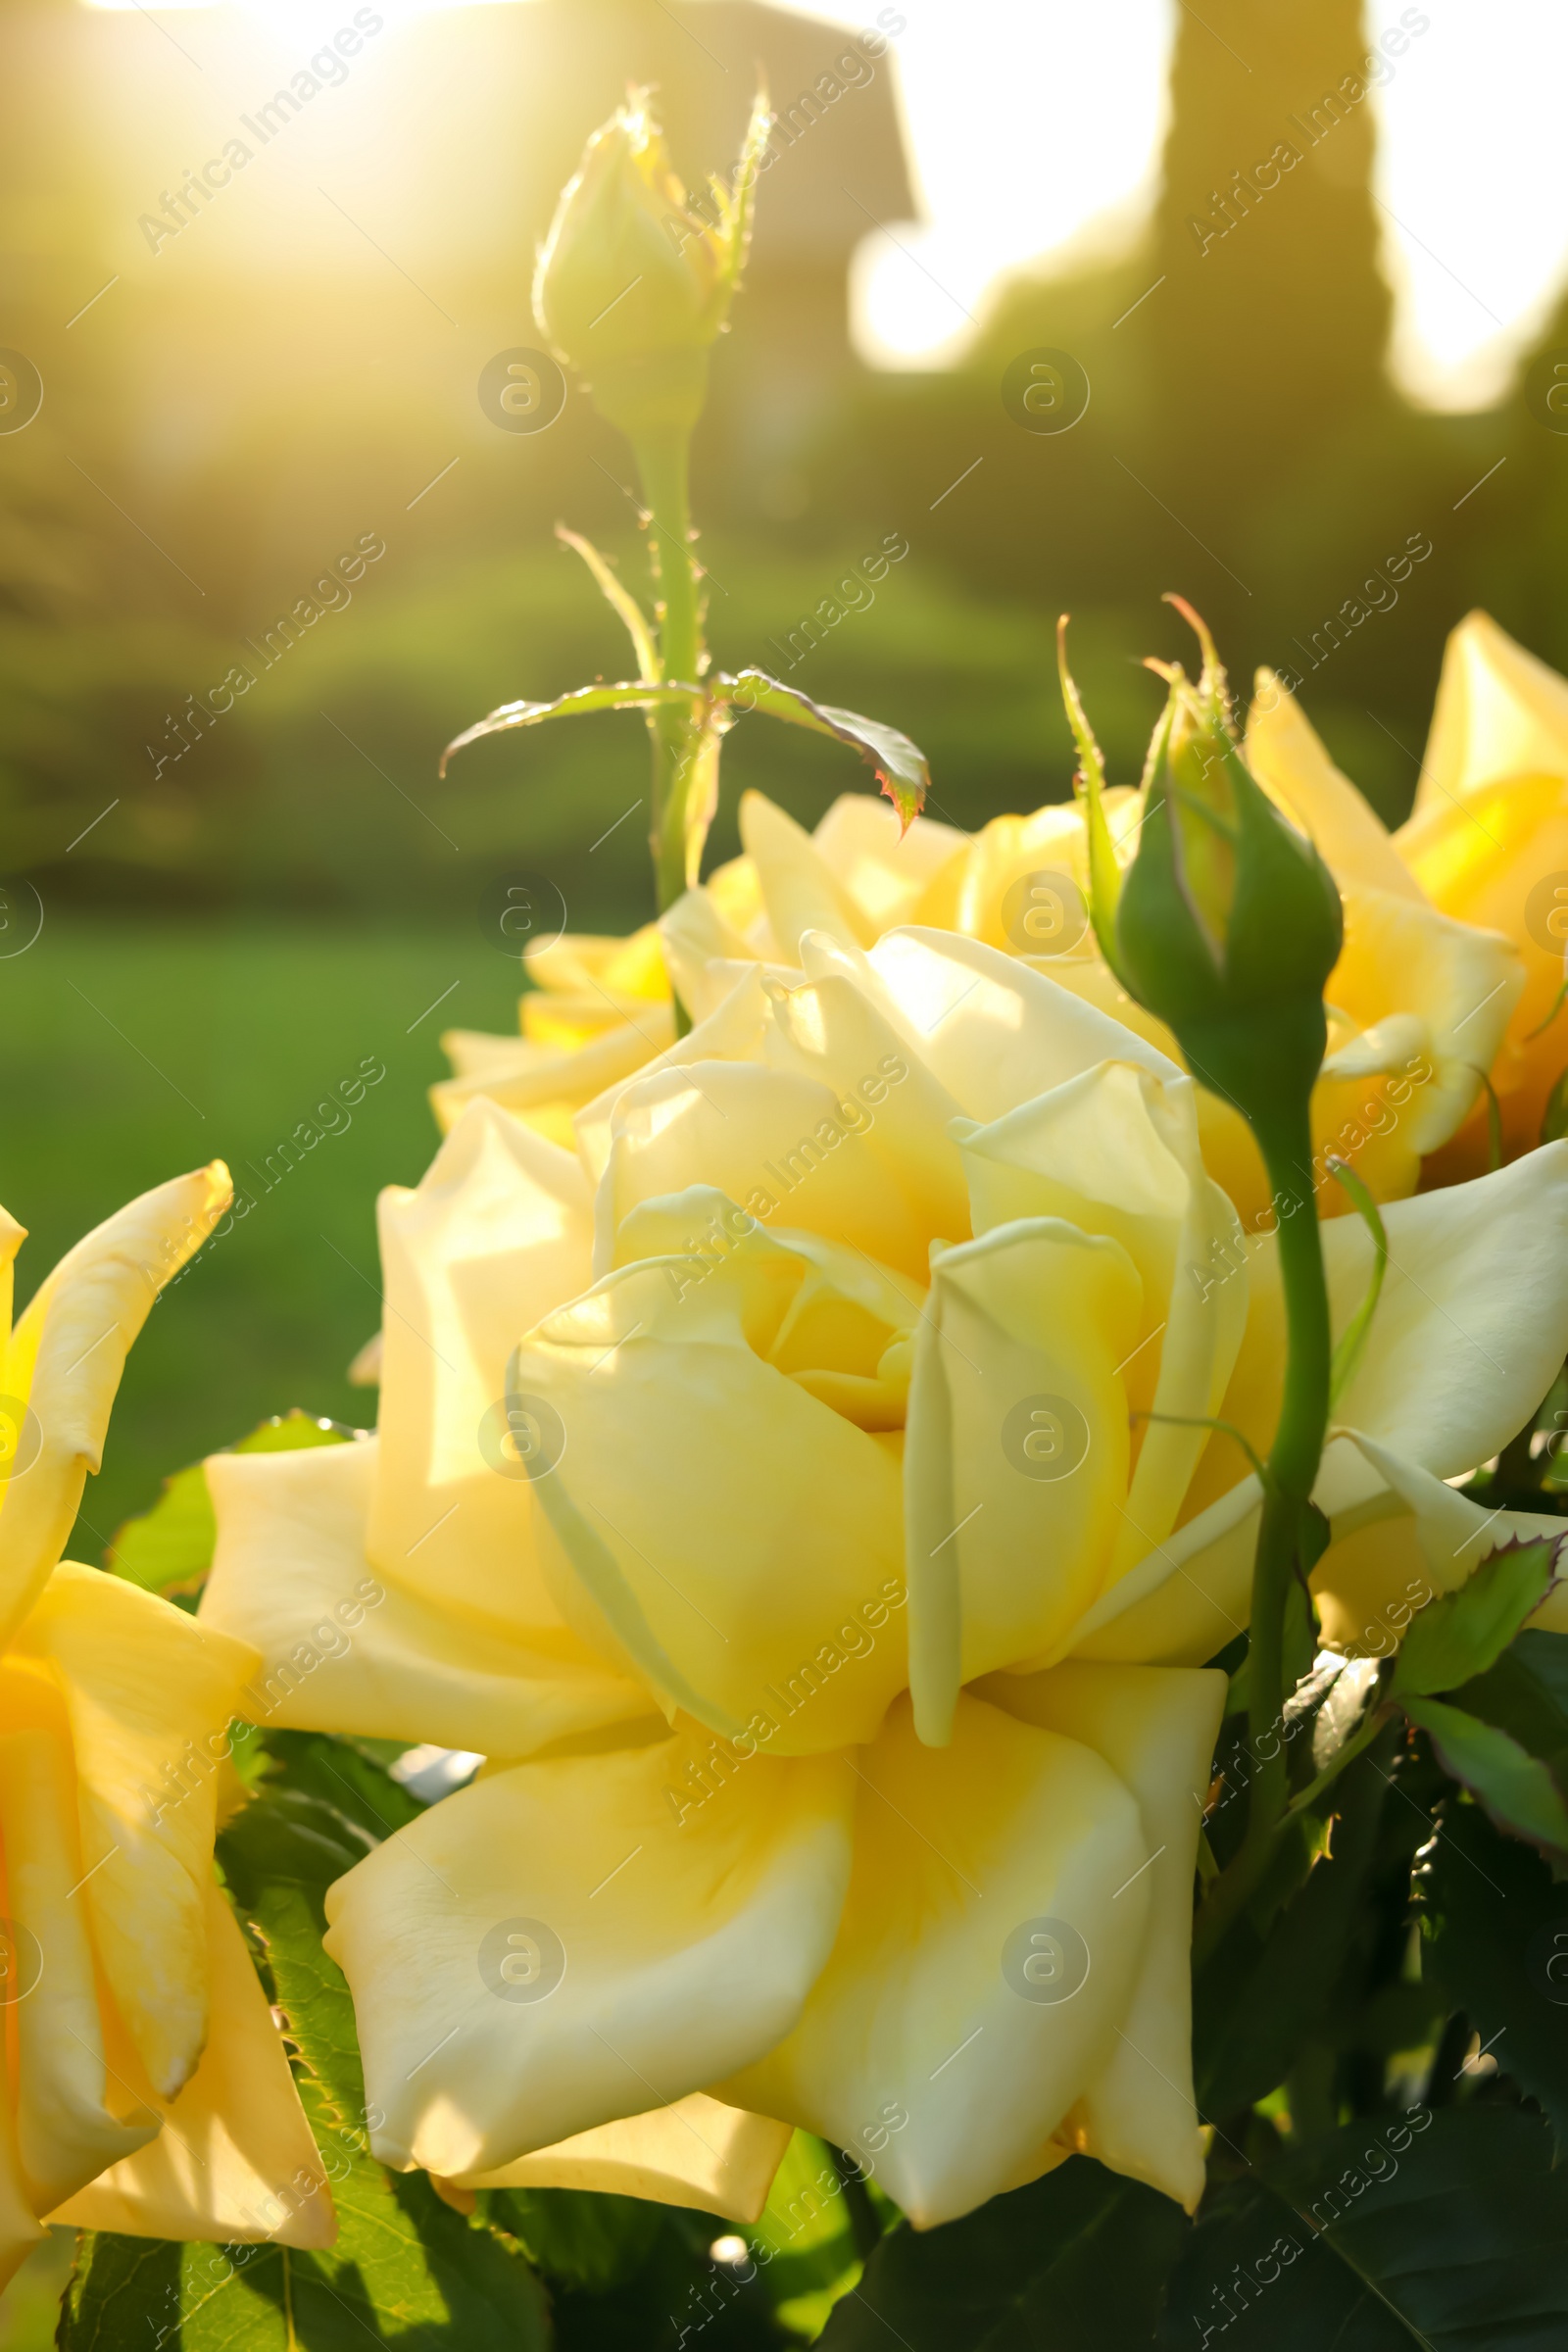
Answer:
[533,89,768,443]
[1076,600,1343,1140]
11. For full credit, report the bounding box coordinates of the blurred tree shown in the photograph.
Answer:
[1141,0,1393,483]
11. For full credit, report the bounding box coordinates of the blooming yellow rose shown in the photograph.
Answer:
[1392,611,1568,1170]
[202,931,1568,2230]
[437,738,1518,1233]
[0,1166,330,2282]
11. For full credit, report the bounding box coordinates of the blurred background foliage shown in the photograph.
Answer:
[1,0,1565,1534]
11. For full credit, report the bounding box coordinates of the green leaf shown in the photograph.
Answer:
[1450,1626,1568,1783]
[439,679,699,776]
[487,2182,785,2348]
[107,1413,352,1594]
[556,525,660,683]
[1266,2106,1568,2348]
[816,2156,1188,2350]
[1161,2109,1568,2347]
[1195,1742,1394,2117]
[1391,1537,1559,1701]
[254,1730,426,1843]
[1403,1695,1568,1857]
[62,2165,551,2352]
[1422,1796,1568,2150]
[484,2183,665,2294]
[747,2134,861,2339]
[722,669,929,830]
[64,1758,550,2352]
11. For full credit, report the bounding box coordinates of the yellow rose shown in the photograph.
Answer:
[202,931,1568,2229]
[0,1167,329,2281]
[437,925,674,1151]
[1393,611,1568,1170]
[438,739,1518,1234]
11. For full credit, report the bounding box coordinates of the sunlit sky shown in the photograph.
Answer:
[81,0,1568,411]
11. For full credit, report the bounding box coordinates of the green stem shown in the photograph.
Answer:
[1193,1101,1332,1966]
[633,431,703,921]
[1247,1115,1331,1809]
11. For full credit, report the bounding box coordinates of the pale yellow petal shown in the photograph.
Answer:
[14,1563,258,2098]
[203,1439,653,1755]
[904,1218,1141,1740]
[1245,678,1423,901]
[574,966,770,1186]
[1415,608,1568,811]
[858,928,1178,1123]
[514,1242,908,1750]
[1318,884,1522,1174]
[659,885,766,1014]
[367,1099,595,1629]
[452,2095,791,2224]
[981,1662,1225,2211]
[525,925,670,1004]
[957,1061,1247,1580]
[1312,1432,1568,1655]
[0,1165,231,1643]
[51,1882,334,2249]
[596,1054,953,1284]
[1068,1477,1259,1668]
[322,1725,854,2179]
[0,2037,44,2293]
[761,961,970,1250]
[809,793,968,933]
[1396,768,1568,1164]
[1073,1148,1568,1665]
[1327,1143,1568,1487]
[740,789,879,957]
[430,1014,671,1143]
[717,1692,1150,2230]
[0,1725,156,2214]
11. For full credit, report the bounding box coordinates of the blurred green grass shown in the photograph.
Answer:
[0,917,526,1552]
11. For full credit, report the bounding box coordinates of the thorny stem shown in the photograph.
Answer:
[634,432,705,919]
